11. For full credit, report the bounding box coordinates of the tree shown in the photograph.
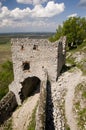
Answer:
[49,25,63,42]
[62,17,86,49]
[51,17,86,49]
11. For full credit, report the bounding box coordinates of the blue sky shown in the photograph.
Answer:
[0,0,86,33]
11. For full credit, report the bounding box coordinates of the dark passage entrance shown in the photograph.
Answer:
[19,76,40,102]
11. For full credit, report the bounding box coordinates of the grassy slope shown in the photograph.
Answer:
[0,43,11,68]
[66,41,86,75]
[66,41,86,130]
[0,39,13,100]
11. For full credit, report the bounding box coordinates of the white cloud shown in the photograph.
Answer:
[16,0,48,5]
[0,6,10,19]
[0,1,65,19]
[0,1,65,32]
[67,13,78,18]
[32,1,65,17]
[79,0,86,6]
[10,7,31,19]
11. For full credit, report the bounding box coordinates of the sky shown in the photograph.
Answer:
[0,0,86,33]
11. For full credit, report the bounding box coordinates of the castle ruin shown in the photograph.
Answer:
[9,37,66,105]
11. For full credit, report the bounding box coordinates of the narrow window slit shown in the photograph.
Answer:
[22,62,30,71]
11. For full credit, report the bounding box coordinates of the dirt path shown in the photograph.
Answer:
[12,93,39,130]
[65,69,82,130]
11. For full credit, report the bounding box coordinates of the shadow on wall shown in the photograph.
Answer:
[45,80,55,130]
[19,76,41,103]
[0,91,18,125]
[61,64,76,74]
[0,77,41,125]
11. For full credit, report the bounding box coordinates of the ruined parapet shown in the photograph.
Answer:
[0,91,17,124]
[35,71,47,130]
[9,37,66,105]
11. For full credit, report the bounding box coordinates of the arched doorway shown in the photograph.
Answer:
[19,76,40,102]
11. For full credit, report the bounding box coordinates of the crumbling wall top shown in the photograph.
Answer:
[11,38,60,47]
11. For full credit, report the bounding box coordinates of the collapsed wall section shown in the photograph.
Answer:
[0,91,17,124]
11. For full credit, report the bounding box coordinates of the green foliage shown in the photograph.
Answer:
[0,60,14,100]
[49,25,63,42]
[0,118,12,130]
[50,17,86,50]
[4,119,12,130]
[62,17,86,49]
[82,90,86,98]
[28,105,37,130]
[0,36,10,44]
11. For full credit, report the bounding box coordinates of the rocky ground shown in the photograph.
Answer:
[12,92,39,130]
[52,67,86,130]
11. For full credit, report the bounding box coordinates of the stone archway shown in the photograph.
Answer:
[19,76,40,102]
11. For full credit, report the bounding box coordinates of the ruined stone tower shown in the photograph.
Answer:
[9,37,66,105]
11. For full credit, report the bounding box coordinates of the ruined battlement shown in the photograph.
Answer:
[11,38,58,46]
[9,37,66,105]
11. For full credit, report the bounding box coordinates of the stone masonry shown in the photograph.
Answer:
[9,37,66,105]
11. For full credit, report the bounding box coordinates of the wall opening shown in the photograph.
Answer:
[19,76,40,102]
[33,44,38,50]
[22,61,30,71]
[21,45,24,50]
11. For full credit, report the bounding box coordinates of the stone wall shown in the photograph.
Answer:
[0,91,18,124]
[0,36,66,127]
[9,37,66,105]
[35,71,47,130]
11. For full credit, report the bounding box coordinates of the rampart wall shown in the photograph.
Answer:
[0,91,17,124]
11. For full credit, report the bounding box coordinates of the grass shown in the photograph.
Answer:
[67,40,86,53]
[73,82,86,130]
[0,42,11,68]
[0,41,13,100]
[66,41,86,75]
[0,60,14,100]
[4,118,12,130]
[0,118,12,130]
[28,105,38,130]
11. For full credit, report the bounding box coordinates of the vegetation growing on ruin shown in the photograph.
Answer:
[73,82,86,130]
[66,40,86,75]
[28,105,37,130]
[0,118,12,130]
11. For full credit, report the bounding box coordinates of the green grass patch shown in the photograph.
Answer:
[66,43,86,75]
[82,91,86,98]
[0,60,14,100]
[4,118,12,130]
[74,82,86,130]
[0,42,11,67]
[66,56,75,65]
[0,36,11,45]
[0,41,13,100]
[0,118,12,130]
[67,40,86,54]
[28,105,38,130]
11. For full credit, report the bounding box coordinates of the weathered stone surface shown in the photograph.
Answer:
[9,37,66,105]
[0,91,17,125]
[8,36,66,129]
